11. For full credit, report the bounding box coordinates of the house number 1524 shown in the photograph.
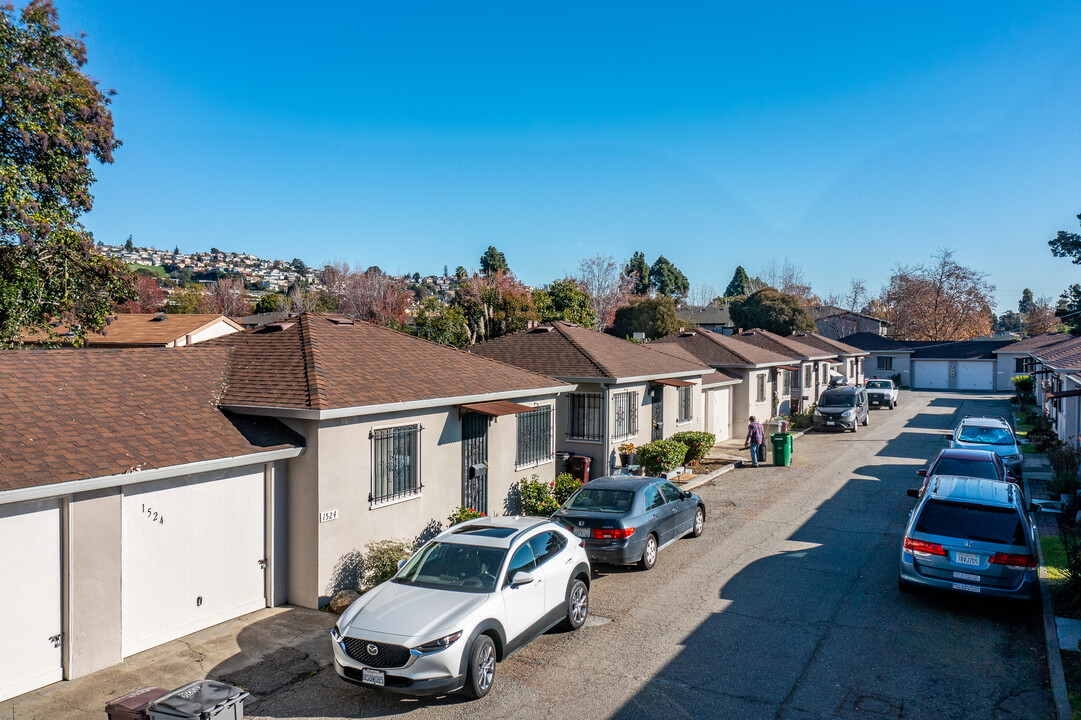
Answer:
[141,504,164,525]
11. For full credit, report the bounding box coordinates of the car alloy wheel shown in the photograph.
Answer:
[566,580,589,629]
[639,534,658,570]
[692,507,705,537]
[462,635,496,699]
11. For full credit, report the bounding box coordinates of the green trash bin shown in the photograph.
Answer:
[771,433,793,467]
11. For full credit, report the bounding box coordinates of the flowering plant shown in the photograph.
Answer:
[447,505,486,526]
[618,442,636,454]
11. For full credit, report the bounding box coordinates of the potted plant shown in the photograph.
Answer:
[618,441,636,467]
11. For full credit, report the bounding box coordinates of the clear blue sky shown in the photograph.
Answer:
[56,1,1081,312]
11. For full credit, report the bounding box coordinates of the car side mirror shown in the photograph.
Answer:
[397,558,409,571]
[680,491,691,500]
[916,469,927,477]
[511,571,535,587]
[906,488,920,498]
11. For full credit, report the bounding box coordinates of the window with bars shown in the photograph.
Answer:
[568,393,603,441]
[781,370,792,395]
[370,424,421,504]
[804,365,812,388]
[756,374,766,403]
[612,391,639,440]
[516,406,553,469]
[677,386,693,423]
[877,356,893,371]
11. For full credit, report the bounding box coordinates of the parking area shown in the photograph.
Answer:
[2,391,1053,720]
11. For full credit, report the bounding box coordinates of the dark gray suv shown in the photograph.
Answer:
[813,386,869,432]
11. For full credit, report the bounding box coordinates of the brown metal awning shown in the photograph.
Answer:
[775,365,800,372]
[1030,369,1056,375]
[653,378,694,387]
[1046,389,1081,399]
[459,400,536,416]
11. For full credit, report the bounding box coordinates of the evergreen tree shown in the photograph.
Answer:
[649,256,689,299]
[625,251,651,295]
[479,246,509,276]
[1019,288,1034,314]
[724,266,754,297]
[125,235,134,251]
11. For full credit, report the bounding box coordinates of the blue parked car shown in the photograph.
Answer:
[551,476,705,570]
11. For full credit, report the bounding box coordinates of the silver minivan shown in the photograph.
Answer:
[899,476,1036,600]
[813,386,870,432]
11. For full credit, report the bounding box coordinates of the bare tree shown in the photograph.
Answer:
[287,283,321,313]
[687,284,718,308]
[578,254,631,331]
[1026,296,1060,335]
[207,278,251,317]
[321,261,410,326]
[754,258,813,305]
[881,249,995,341]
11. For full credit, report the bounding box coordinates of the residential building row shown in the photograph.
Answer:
[0,316,867,702]
[993,332,1081,448]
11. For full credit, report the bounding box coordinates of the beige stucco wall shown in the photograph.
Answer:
[293,396,559,606]
[996,351,1026,392]
[730,368,775,431]
[67,488,122,678]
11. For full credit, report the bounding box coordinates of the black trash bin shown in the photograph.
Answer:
[147,681,249,720]
[106,687,169,720]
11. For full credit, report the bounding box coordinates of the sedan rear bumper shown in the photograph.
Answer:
[899,552,1037,601]
[583,536,646,566]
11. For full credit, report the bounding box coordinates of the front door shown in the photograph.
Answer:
[651,387,664,441]
[462,412,489,515]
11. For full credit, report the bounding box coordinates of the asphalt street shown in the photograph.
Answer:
[250,391,1053,720]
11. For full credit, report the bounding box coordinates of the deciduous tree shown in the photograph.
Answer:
[117,275,164,314]
[1049,214,1081,264]
[454,270,536,344]
[1026,296,1060,335]
[164,286,211,314]
[730,288,817,335]
[322,262,410,326]
[607,296,681,341]
[207,278,251,317]
[578,254,630,331]
[0,1,133,347]
[879,249,995,341]
[412,296,469,348]
[533,278,595,327]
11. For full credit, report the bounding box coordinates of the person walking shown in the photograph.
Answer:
[745,415,766,467]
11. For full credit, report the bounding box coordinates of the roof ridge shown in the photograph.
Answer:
[551,322,613,377]
[297,314,330,410]
[699,330,755,364]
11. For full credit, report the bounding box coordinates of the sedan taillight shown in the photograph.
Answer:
[903,536,946,556]
[989,552,1037,568]
[593,527,635,540]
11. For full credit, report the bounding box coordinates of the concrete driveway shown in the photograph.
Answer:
[3,391,1053,720]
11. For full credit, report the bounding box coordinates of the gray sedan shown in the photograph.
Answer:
[551,476,705,570]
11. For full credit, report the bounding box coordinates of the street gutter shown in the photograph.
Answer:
[1031,519,1073,720]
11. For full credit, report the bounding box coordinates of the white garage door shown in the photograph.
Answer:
[711,388,731,441]
[957,361,994,391]
[913,361,951,389]
[0,500,62,701]
[122,468,266,657]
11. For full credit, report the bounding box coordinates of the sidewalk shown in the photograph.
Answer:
[0,606,334,720]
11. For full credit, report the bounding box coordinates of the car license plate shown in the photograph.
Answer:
[953,571,981,582]
[952,582,981,593]
[954,552,980,567]
[871,400,879,405]
[573,527,590,538]
[826,421,835,426]
[361,668,385,687]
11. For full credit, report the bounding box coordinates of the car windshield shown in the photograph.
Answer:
[930,457,999,480]
[393,542,506,593]
[915,500,1026,546]
[565,488,635,513]
[866,381,891,389]
[958,426,1014,446]
[819,394,856,407]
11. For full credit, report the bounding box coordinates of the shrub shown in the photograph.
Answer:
[671,431,715,466]
[788,404,815,430]
[1012,374,1035,406]
[637,439,689,475]
[362,539,413,589]
[890,373,902,388]
[553,472,582,505]
[447,505,485,526]
[518,474,560,516]
[1059,529,1081,614]
[1048,441,1081,495]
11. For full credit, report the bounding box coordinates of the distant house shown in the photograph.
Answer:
[729,329,841,414]
[844,332,1017,390]
[789,332,868,387]
[20,313,243,348]
[1001,333,1081,447]
[470,321,721,473]
[842,332,916,386]
[676,305,734,334]
[806,305,890,340]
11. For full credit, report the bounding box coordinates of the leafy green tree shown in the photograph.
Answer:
[290,257,307,272]
[724,266,754,297]
[624,251,651,296]
[730,288,817,335]
[1050,213,1081,264]
[0,1,133,347]
[164,286,210,314]
[649,256,689,299]
[1058,284,1081,335]
[479,245,509,276]
[412,296,469,348]
[1019,288,1034,314]
[454,265,467,281]
[533,279,596,327]
[253,292,284,314]
[607,296,681,340]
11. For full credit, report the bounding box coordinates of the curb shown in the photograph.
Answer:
[678,463,737,492]
[1031,519,1074,720]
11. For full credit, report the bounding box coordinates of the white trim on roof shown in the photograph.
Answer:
[221,386,575,421]
[552,369,707,385]
[0,446,304,507]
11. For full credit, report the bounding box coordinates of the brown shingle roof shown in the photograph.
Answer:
[22,314,243,347]
[0,348,302,491]
[654,329,792,367]
[789,332,868,357]
[735,329,836,360]
[213,313,570,410]
[470,321,710,380]
[997,332,1077,356]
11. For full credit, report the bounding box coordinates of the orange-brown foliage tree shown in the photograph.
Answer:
[880,249,995,341]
